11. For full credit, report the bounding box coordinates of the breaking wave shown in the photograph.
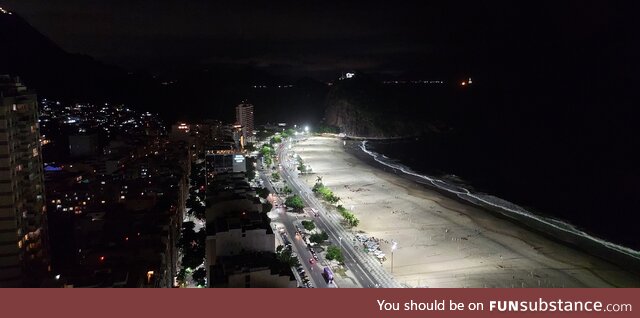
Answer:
[360,140,640,261]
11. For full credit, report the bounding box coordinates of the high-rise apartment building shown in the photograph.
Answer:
[0,76,47,287]
[235,102,254,142]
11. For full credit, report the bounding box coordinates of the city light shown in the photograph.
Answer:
[391,241,398,274]
[1,1,634,294]
[146,271,155,284]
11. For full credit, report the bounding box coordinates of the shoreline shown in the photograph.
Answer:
[350,139,640,276]
[293,136,640,287]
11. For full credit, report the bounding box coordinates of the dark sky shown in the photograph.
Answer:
[3,0,638,80]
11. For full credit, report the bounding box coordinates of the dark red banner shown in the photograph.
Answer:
[1,288,637,318]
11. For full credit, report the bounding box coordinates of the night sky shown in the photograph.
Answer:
[5,1,638,80]
[3,1,640,250]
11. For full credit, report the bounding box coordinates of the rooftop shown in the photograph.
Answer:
[209,252,294,287]
[207,211,273,236]
[0,75,33,97]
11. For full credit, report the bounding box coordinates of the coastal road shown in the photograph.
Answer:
[277,137,401,288]
[259,163,328,288]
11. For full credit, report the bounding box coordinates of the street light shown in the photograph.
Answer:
[391,241,398,274]
[304,126,309,133]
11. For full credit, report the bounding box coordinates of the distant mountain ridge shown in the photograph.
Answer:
[0,10,329,123]
[324,74,435,138]
[0,10,162,106]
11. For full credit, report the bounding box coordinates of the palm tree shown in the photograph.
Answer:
[316,176,323,184]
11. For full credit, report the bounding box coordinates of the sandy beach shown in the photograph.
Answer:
[292,136,640,288]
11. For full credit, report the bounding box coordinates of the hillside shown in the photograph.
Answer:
[324,75,439,138]
[0,9,161,108]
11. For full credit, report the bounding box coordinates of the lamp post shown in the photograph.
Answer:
[391,241,398,274]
